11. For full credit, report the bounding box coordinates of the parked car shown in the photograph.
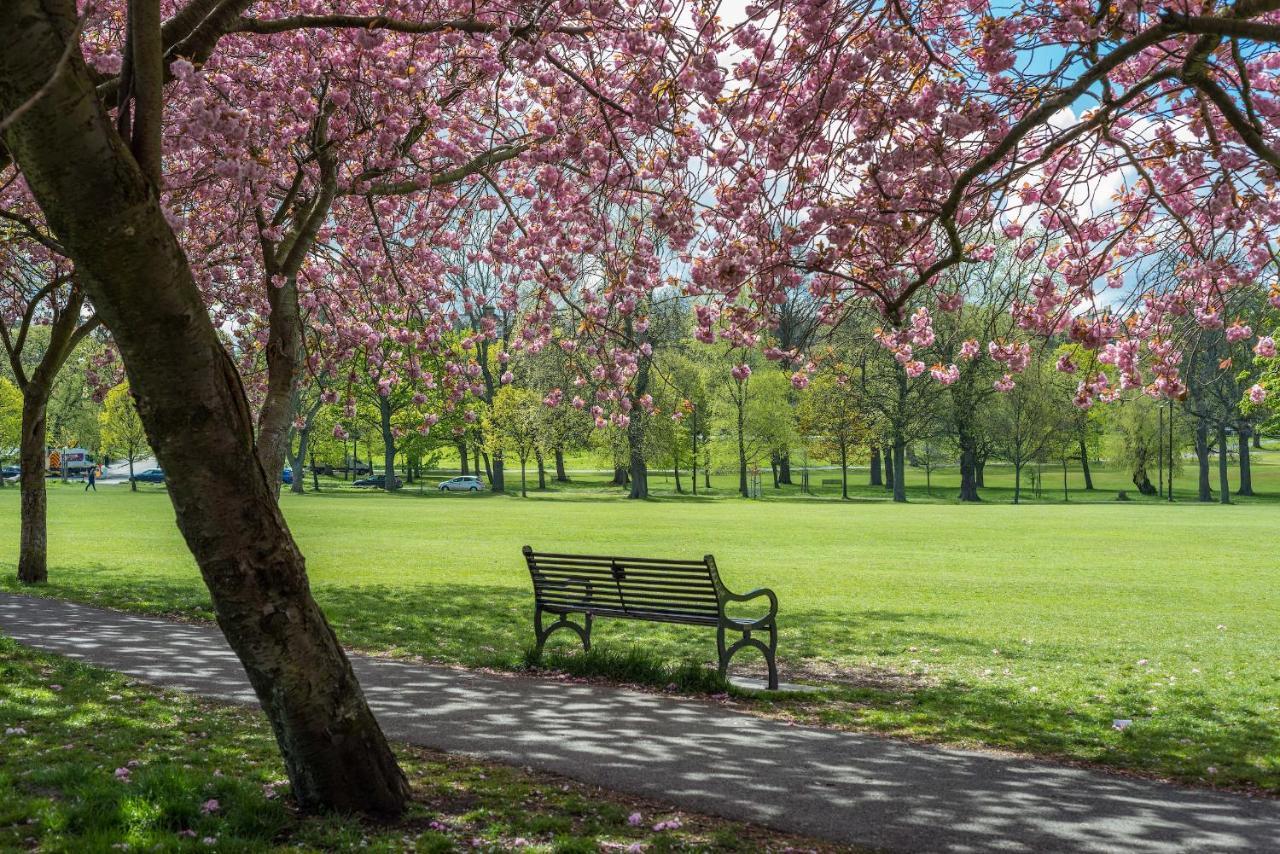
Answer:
[282,468,293,485]
[130,468,166,484]
[1,465,18,482]
[438,475,486,492]
[352,474,401,488]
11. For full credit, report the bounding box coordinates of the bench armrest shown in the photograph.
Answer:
[719,587,777,627]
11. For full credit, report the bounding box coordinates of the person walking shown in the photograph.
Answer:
[84,465,97,492]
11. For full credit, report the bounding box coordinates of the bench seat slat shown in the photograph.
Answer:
[533,575,719,596]
[530,562,715,578]
[530,552,710,566]
[532,568,719,586]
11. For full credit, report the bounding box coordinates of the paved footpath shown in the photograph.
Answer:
[2,593,1278,853]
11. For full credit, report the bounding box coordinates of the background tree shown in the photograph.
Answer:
[487,386,541,497]
[99,382,148,490]
[798,369,865,499]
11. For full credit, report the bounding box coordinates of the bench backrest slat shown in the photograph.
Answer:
[524,547,723,620]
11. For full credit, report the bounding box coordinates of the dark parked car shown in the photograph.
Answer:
[282,468,293,485]
[352,474,401,489]
[130,468,166,484]
[1,465,18,482]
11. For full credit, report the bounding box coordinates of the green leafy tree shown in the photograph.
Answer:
[98,382,149,491]
[798,369,866,499]
[487,387,542,497]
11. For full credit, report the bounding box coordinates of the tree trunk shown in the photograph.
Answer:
[704,450,712,489]
[1132,467,1156,496]
[892,436,906,503]
[17,390,50,584]
[492,451,505,493]
[535,448,546,490]
[839,445,848,500]
[128,457,136,491]
[479,448,488,480]
[1079,438,1094,490]
[976,454,987,487]
[554,448,568,481]
[520,457,528,497]
[1217,423,1230,505]
[884,443,895,492]
[458,441,469,475]
[627,429,649,499]
[779,452,792,485]
[869,445,882,486]
[0,9,409,815]
[1237,427,1254,496]
[957,435,980,502]
[770,454,779,488]
[1194,419,1212,502]
[289,425,311,496]
[673,449,683,494]
[378,398,397,492]
[1253,431,1263,450]
[611,465,628,486]
[737,412,749,499]
[1014,460,1022,504]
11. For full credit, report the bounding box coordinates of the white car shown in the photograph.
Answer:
[438,475,486,492]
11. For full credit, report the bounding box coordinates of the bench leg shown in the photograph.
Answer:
[534,607,591,656]
[717,623,779,690]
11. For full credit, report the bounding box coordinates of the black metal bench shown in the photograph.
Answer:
[522,546,779,689]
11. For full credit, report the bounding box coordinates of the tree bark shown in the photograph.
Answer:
[1217,423,1230,504]
[611,465,628,486]
[957,434,980,502]
[554,447,568,481]
[884,443,895,492]
[1079,438,1094,490]
[891,435,906,503]
[535,448,546,490]
[491,451,505,493]
[378,397,397,492]
[839,444,848,500]
[1194,419,1212,502]
[18,390,50,584]
[1132,468,1156,496]
[779,452,792,485]
[627,422,649,499]
[869,445,882,486]
[458,440,469,475]
[975,453,987,487]
[0,5,409,814]
[1013,461,1022,504]
[1253,431,1263,450]
[673,448,683,493]
[1237,426,1254,496]
[289,425,310,495]
[737,408,749,499]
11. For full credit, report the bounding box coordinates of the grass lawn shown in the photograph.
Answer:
[1,448,1278,795]
[0,637,830,852]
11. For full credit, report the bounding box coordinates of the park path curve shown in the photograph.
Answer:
[2,593,1278,853]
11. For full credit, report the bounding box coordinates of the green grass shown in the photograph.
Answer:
[0,637,832,852]
[2,448,1279,795]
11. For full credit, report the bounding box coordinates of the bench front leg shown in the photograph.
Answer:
[534,605,593,656]
[717,620,779,690]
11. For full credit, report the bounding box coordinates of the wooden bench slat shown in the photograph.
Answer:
[531,552,710,566]
[532,575,720,596]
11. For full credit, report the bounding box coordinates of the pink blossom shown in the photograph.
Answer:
[994,374,1016,393]
[1248,384,1268,404]
[1254,337,1276,358]
[731,363,752,381]
[930,363,960,385]
[958,339,980,360]
[201,799,220,814]
[1225,322,1253,343]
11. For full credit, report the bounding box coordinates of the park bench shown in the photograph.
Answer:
[522,546,779,689]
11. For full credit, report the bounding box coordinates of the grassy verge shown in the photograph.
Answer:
[2,464,1279,795]
[0,636,838,852]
